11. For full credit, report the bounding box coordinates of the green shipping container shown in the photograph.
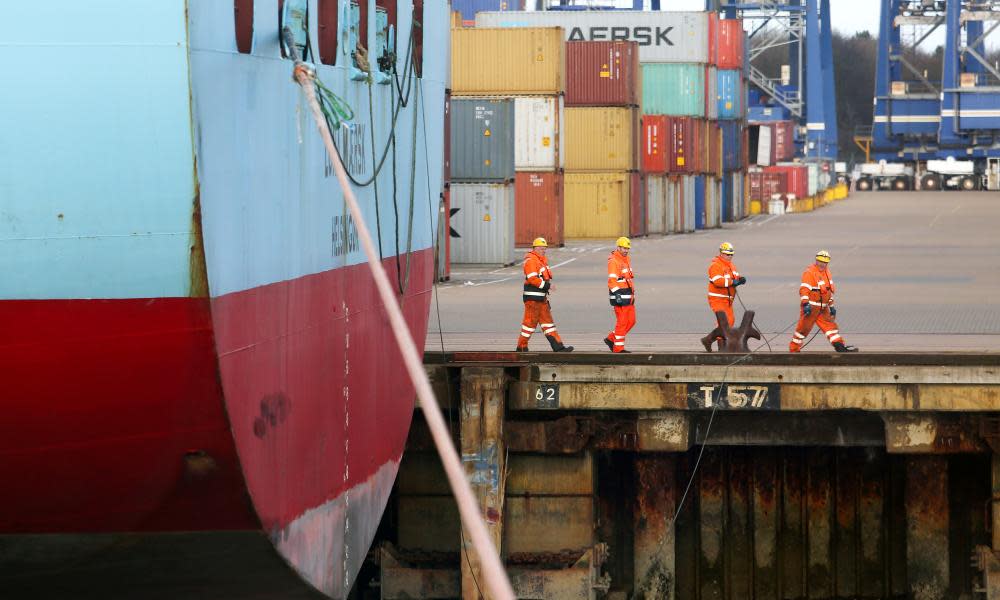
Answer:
[641,64,705,117]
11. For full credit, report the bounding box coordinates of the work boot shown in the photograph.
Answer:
[546,335,574,352]
[515,346,527,353]
[833,342,859,353]
[603,337,614,351]
[700,329,721,352]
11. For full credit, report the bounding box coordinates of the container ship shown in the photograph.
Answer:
[0,1,447,597]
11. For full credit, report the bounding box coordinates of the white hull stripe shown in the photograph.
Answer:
[276,458,399,598]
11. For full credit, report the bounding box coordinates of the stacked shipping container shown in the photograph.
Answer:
[563,40,642,239]
[449,27,565,261]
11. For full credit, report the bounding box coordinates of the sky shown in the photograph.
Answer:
[664,0,881,36]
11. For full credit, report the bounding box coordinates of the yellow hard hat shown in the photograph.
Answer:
[816,250,831,263]
[719,241,735,255]
[532,237,548,248]
[616,236,631,249]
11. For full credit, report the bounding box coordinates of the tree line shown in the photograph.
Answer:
[753,29,1000,163]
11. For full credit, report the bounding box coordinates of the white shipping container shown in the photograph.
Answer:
[705,66,719,120]
[476,11,710,64]
[515,96,563,171]
[646,174,667,234]
[807,163,819,196]
[756,125,772,167]
[449,182,516,265]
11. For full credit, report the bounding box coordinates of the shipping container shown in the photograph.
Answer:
[691,118,705,174]
[707,12,719,65]
[732,171,746,221]
[715,19,744,69]
[563,172,630,238]
[451,0,523,26]
[450,98,515,181]
[773,121,794,161]
[564,107,636,172]
[645,174,667,234]
[436,188,451,281]
[710,176,723,227]
[451,27,564,95]
[641,64,705,117]
[768,164,808,199]
[683,175,697,232]
[704,66,719,120]
[515,96,563,172]
[719,120,742,172]
[514,172,563,247]
[630,172,647,237]
[806,162,819,195]
[449,182,516,264]
[694,176,706,229]
[641,115,668,173]
[566,41,640,107]
[749,170,787,201]
[716,69,743,120]
[444,93,451,183]
[750,123,773,166]
[475,11,710,63]
[667,117,697,174]
[707,121,721,175]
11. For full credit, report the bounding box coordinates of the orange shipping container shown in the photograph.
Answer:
[564,107,637,172]
[515,172,564,247]
[451,27,565,95]
[715,19,745,69]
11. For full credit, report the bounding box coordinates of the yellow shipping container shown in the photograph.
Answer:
[451,28,564,95]
[564,172,630,238]
[564,107,636,172]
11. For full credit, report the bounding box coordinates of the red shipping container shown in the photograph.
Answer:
[566,41,641,107]
[630,172,647,237]
[667,117,696,174]
[707,12,719,65]
[765,165,808,199]
[641,115,668,173]
[749,171,788,201]
[716,19,744,69]
[773,121,794,162]
[690,119,703,174]
[514,172,564,247]
[707,122,722,176]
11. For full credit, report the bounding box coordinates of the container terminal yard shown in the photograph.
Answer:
[2,1,999,600]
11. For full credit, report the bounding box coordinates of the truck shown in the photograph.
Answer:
[855,157,1000,192]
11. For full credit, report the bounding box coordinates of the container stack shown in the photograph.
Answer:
[562,40,642,239]
[748,108,799,213]
[636,12,711,235]
[709,15,749,225]
[449,26,565,262]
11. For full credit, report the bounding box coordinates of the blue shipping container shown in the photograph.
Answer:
[453,0,523,23]
[720,120,742,172]
[694,176,706,230]
[721,175,733,223]
[716,69,743,120]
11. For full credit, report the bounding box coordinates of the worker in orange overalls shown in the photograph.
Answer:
[516,237,573,352]
[789,250,859,353]
[701,241,747,351]
[604,237,636,353]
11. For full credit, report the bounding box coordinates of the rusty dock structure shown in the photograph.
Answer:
[369,351,1000,600]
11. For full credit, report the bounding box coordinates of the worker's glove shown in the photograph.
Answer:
[734,276,747,287]
[802,303,812,316]
[829,306,837,318]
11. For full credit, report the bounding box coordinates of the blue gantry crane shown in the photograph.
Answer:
[715,0,840,163]
[860,0,1000,191]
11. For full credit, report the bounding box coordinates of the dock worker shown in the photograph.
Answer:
[516,238,573,353]
[701,241,747,351]
[604,237,636,353]
[789,250,859,353]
